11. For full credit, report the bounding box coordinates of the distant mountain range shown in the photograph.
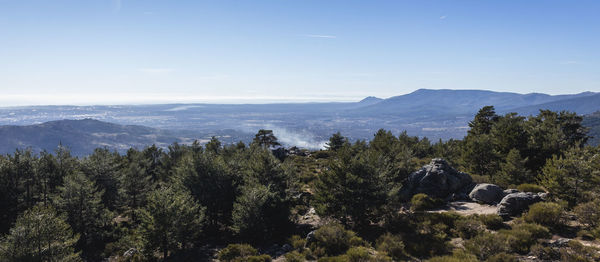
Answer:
[0,89,599,154]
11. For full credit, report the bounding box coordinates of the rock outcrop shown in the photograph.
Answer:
[497,192,548,218]
[400,158,474,201]
[469,183,505,204]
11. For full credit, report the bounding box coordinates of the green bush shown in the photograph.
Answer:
[428,250,478,262]
[560,240,600,261]
[312,150,331,159]
[485,252,517,262]
[310,223,356,257]
[375,233,406,260]
[218,244,259,262]
[523,202,564,228]
[410,193,443,211]
[499,223,550,254]
[247,254,272,262]
[574,200,600,228]
[464,232,513,260]
[345,247,370,262]
[284,251,306,262]
[516,184,546,193]
[317,256,348,262]
[511,222,551,239]
[455,216,485,239]
[478,214,504,230]
[289,235,307,250]
[530,244,560,261]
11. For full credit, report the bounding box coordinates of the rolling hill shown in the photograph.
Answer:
[0,119,199,156]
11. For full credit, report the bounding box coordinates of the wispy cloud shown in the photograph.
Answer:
[306,34,337,39]
[143,11,154,15]
[561,61,579,65]
[138,68,175,74]
[439,15,447,20]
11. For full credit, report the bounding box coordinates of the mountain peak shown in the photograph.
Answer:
[358,96,383,106]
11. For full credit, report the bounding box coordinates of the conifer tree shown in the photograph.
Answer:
[58,172,111,259]
[140,186,205,259]
[495,149,531,187]
[0,204,81,262]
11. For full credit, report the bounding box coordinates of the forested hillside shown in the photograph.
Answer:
[0,107,599,261]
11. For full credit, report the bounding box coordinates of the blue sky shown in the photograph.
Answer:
[0,0,599,105]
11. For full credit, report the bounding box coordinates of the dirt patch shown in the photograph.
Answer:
[429,201,498,216]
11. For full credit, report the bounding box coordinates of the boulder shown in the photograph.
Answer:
[123,248,138,258]
[469,183,505,204]
[497,192,546,218]
[305,231,316,247]
[503,189,519,195]
[400,158,474,201]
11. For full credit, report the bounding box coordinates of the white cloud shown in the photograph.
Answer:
[306,34,337,39]
[439,15,447,20]
[561,61,579,65]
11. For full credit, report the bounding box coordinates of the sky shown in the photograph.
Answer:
[0,0,599,106]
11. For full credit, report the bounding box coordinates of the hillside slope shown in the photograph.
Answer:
[0,119,197,156]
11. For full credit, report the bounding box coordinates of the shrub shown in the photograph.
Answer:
[464,232,513,260]
[560,240,600,261]
[289,235,307,250]
[455,216,485,239]
[247,254,272,262]
[345,247,370,262]
[317,256,348,262]
[410,193,443,211]
[312,150,331,159]
[530,244,560,261]
[428,250,478,262]
[310,223,356,257]
[477,214,504,230]
[577,229,596,240]
[516,184,546,193]
[499,223,550,254]
[523,202,564,228]
[218,244,258,262]
[375,233,406,260]
[510,222,551,239]
[284,251,306,262]
[574,200,600,228]
[486,252,517,262]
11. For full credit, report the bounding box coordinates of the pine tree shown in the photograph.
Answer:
[468,106,499,136]
[120,156,152,221]
[0,204,81,262]
[231,183,276,241]
[252,129,281,148]
[314,149,388,229]
[81,148,121,210]
[58,172,111,259]
[539,146,599,206]
[495,149,532,187]
[460,134,499,177]
[139,186,205,259]
[176,153,235,233]
[326,132,349,151]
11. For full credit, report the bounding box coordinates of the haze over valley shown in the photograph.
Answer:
[1,89,599,155]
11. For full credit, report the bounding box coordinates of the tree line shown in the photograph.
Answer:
[0,107,598,261]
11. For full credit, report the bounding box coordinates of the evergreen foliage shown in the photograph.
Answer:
[0,204,80,262]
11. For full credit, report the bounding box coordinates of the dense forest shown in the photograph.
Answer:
[1,106,599,262]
